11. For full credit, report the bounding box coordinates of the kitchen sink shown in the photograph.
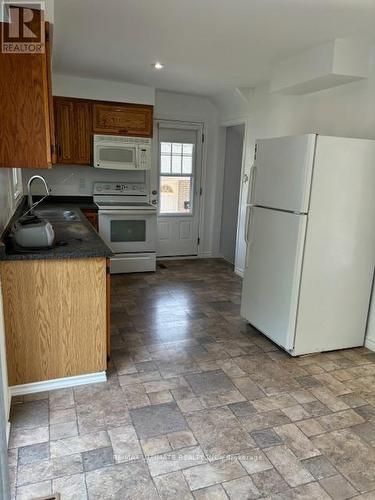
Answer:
[34,209,80,222]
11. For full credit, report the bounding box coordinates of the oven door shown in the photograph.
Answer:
[94,143,138,170]
[98,210,156,253]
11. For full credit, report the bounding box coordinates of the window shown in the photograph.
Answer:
[159,142,194,215]
[12,169,22,202]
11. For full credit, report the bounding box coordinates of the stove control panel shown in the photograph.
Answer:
[94,182,147,196]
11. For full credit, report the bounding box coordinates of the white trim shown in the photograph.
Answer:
[10,371,106,396]
[157,255,199,261]
[221,116,249,127]
[5,422,10,444]
[197,251,217,258]
[11,169,22,204]
[234,119,250,273]
[235,266,244,277]
[365,337,375,352]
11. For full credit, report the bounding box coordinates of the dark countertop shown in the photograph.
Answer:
[0,196,113,261]
[34,195,98,211]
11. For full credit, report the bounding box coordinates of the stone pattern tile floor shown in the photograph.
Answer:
[8,259,375,500]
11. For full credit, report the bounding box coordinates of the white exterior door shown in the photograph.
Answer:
[253,134,316,212]
[156,122,203,257]
[241,207,307,351]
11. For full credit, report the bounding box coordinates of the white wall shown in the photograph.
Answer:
[22,167,145,197]
[0,171,18,234]
[215,46,375,347]
[53,74,155,105]
[155,91,222,257]
[220,125,244,264]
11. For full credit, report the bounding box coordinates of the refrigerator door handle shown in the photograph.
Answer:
[247,164,257,205]
[244,206,250,243]
[245,206,255,267]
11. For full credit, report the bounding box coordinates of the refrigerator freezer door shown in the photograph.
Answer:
[241,207,307,351]
[253,134,316,213]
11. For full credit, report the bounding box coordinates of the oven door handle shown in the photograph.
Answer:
[99,209,157,216]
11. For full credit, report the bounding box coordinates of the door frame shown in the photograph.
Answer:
[220,117,249,276]
[154,119,204,258]
[0,282,10,500]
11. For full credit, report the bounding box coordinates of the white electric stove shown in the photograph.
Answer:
[94,182,157,274]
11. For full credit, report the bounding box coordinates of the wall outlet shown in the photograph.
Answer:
[79,178,86,192]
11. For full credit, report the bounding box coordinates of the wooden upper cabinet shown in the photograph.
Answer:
[54,97,92,165]
[54,99,74,163]
[93,103,153,137]
[0,18,55,168]
[45,23,56,165]
[75,102,92,164]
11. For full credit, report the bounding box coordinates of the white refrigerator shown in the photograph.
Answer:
[241,134,375,356]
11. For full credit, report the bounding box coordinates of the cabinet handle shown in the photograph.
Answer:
[58,145,62,156]
[118,129,128,134]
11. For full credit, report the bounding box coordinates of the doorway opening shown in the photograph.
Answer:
[220,124,245,265]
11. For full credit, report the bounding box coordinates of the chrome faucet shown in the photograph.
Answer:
[27,175,51,212]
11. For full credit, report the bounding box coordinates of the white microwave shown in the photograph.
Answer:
[93,135,152,170]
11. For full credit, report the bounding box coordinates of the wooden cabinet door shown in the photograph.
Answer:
[54,98,92,165]
[75,101,92,164]
[0,19,53,168]
[54,99,74,163]
[93,103,153,137]
[45,23,56,164]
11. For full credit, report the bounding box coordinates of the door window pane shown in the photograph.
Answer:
[182,155,193,174]
[171,155,182,173]
[172,143,182,154]
[160,176,192,214]
[161,142,171,153]
[111,220,146,242]
[183,144,193,155]
[160,154,171,173]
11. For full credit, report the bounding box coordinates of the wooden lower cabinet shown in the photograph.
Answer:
[0,258,107,386]
[82,209,99,231]
[106,259,111,361]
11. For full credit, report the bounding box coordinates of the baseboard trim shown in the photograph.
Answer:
[365,337,375,352]
[10,371,107,396]
[234,266,244,277]
[157,253,220,260]
[198,252,219,258]
[6,421,10,444]
[157,255,198,261]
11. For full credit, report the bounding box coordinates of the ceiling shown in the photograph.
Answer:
[53,0,375,96]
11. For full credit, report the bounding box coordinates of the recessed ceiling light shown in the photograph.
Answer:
[153,62,164,70]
